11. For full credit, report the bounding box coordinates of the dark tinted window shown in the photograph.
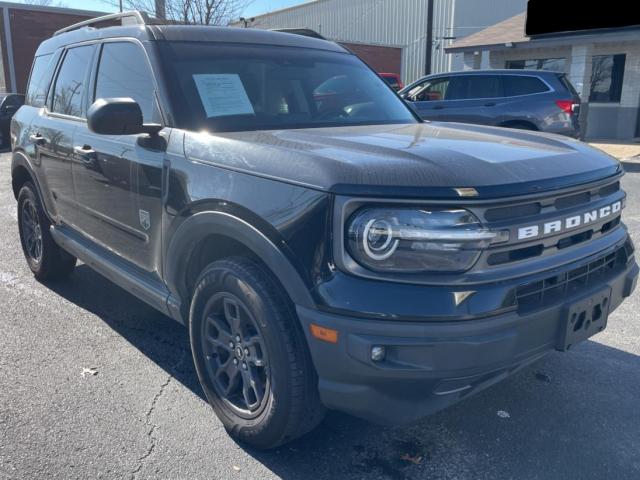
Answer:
[589,54,625,103]
[506,58,566,72]
[95,42,157,122]
[502,76,549,96]
[158,42,416,132]
[26,54,54,107]
[52,45,95,117]
[449,75,502,100]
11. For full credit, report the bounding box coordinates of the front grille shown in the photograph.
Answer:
[470,178,625,270]
[515,243,630,311]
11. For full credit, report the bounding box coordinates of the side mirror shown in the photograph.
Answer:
[87,98,161,136]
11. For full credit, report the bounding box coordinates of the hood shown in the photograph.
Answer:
[183,122,621,199]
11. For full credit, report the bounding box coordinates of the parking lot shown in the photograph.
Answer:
[1,151,639,480]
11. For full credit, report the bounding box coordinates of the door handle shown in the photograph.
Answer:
[484,102,496,107]
[433,105,445,110]
[74,145,97,162]
[29,133,46,146]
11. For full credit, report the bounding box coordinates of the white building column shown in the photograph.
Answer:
[462,51,482,70]
[568,44,593,100]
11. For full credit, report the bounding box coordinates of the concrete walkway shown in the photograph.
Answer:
[589,141,640,161]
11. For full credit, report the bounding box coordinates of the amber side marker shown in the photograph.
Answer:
[310,324,339,344]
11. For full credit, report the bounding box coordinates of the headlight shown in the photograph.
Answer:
[346,207,502,273]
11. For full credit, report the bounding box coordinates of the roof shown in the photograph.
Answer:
[426,69,561,77]
[446,11,640,53]
[446,13,528,52]
[0,1,105,18]
[37,22,347,56]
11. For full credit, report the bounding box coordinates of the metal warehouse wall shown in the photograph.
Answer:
[247,0,527,84]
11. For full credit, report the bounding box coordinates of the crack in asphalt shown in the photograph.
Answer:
[130,348,188,480]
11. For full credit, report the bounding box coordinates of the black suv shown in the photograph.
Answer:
[11,12,638,449]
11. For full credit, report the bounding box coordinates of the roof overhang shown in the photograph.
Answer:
[446,26,640,54]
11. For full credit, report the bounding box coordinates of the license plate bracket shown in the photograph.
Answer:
[557,287,612,352]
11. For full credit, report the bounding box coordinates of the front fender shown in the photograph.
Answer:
[164,210,316,322]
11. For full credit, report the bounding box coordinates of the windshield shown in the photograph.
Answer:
[158,42,417,132]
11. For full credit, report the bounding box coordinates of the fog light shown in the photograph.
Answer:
[371,345,386,362]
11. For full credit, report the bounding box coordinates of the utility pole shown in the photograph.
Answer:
[424,0,434,75]
[118,0,122,12]
[155,0,166,20]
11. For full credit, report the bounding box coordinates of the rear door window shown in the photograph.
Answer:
[448,75,503,100]
[503,76,549,97]
[26,54,54,108]
[51,45,95,117]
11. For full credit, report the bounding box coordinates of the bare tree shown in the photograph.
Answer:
[17,0,65,6]
[105,0,251,25]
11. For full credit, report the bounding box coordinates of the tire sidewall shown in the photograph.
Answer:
[189,261,296,445]
[17,183,45,274]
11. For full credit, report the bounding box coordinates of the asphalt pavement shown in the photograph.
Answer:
[1,151,640,480]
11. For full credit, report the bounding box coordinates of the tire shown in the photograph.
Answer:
[189,256,325,449]
[17,182,76,281]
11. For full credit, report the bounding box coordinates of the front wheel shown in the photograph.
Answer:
[189,257,324,449]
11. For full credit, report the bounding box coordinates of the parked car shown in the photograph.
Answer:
[400,70,581,137]
[379,72,404,91]
[11,12,637,449]
[0,93,24,146]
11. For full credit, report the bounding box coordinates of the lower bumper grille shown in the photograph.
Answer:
[516,241,632,311]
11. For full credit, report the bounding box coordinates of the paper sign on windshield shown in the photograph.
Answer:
[193,74,255,118]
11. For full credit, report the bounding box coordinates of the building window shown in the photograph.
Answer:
[589,54,626,103]
[506,58,566,72]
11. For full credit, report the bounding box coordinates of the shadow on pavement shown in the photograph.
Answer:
[44,264,640,480]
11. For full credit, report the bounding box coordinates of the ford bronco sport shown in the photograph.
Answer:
[11,12,638,449]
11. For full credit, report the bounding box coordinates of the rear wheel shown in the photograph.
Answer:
[17,182,76,280]
[189,257,324,449]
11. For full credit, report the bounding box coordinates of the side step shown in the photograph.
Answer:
[50,225,173,319]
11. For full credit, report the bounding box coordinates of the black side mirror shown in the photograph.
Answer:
[87,98,161,136]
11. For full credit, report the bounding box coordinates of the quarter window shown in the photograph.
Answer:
[26,54,53,108]
[94,42,157,122]
[589,54,626,103]
[502,76,549,96]
[52,45,95,117]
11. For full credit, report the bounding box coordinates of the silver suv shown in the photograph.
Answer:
[400,69,581,137]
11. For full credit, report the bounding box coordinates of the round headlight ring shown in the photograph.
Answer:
[362,218,399,261]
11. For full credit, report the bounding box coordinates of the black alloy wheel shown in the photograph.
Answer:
[201,292,270,417]
[20,197,43,264]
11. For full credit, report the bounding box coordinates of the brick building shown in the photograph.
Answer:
[0,2,103,93]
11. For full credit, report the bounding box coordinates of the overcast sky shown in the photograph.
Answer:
[61,0,306,18]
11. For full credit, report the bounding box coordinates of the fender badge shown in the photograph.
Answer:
[139,210,151,231]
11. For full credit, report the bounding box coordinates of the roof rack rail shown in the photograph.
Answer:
[54,10,156,36]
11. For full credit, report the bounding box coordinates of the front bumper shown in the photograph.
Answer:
[298,244,638,425]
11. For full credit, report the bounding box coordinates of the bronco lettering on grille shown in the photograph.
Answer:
[517,201,622,240]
